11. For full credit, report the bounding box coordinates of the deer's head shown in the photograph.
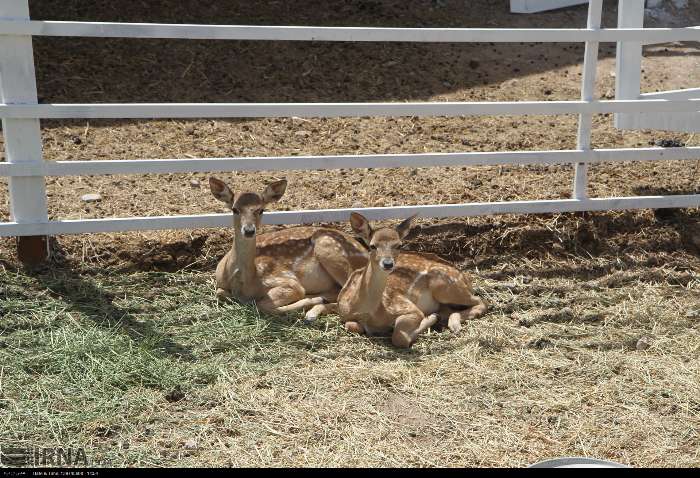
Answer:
[350,212,417,273]
[209,177,287,240]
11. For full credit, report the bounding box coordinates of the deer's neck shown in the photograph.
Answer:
[358,260,389,313]
[232,233,258,288]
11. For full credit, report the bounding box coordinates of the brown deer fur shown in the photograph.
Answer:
[337,213,487,348]
[209,177,368,321]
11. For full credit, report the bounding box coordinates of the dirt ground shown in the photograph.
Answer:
[1,0,699,469]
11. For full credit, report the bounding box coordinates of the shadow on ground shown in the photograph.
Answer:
[42,208,697,275]
[28,0,688,109]
[17,240,197,361]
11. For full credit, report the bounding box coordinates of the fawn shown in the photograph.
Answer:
[209,177,368,322]
[337,212,487,347]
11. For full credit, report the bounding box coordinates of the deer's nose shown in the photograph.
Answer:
[380,258,395,271]
[242,225,256,238]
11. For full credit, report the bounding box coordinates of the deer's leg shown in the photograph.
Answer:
[436,304,468,335]
[431,277,487,334]
[255,278,307,315]
[392,311,438,349]
[344,320,365,335]
[257,277,337,317]
[275,295,326,313]
[304,302,338,324]
[216,288,233,302]
[446,309,466,335]
[280,288,338,313]
[439,301,486,334]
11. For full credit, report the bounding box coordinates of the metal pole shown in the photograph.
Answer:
[0,1,49,265]
[573,0,604,200]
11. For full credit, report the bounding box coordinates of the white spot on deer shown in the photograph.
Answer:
[407,269,429,297]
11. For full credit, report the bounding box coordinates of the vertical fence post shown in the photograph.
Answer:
[0,1,49,265]
[573,0,603,200]
[614,0,645,129]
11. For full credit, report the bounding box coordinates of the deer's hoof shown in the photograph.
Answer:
[448,313,462,335]
[216,288,233,302]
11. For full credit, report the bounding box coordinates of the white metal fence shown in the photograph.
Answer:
[1,0,699,240]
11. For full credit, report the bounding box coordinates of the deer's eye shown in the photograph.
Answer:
[369,244,377,251]
[232,207,240,215]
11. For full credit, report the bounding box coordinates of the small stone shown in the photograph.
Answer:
[81,193,102,202]
[184,439,197,450]
[72,136,82,145]
[294,130,311,137]
[189,179,201,188]
[686,309,700,319]
[636,336,652,351]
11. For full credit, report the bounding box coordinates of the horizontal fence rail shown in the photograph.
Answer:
[0,0,699,247]
[0,21,698,43]
[1,99,699,119]
[1,195,698,237]
[1,147,700,177]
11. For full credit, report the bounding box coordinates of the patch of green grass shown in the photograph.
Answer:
[1,271,201,448]
[1,256,699,467]
[0,265,348,462]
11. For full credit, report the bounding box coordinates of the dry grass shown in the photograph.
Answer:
[1,233,699,467]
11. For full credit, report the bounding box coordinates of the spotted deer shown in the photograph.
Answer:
[209,177,368,321]
[337,213,487,348]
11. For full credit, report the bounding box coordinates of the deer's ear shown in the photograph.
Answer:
[350,212,373,242]
[395,214,417,240]
[262,179,287,204]
[209,177,234,207]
